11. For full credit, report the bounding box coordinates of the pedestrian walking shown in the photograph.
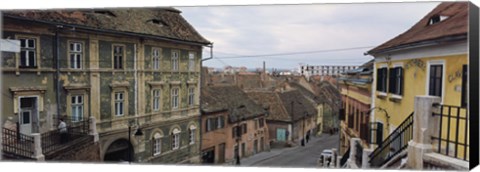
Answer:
[58,118,68,144]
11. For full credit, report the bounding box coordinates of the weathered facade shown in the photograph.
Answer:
[201,85,269,164]
[337,60,373,155]
[2,8,211,163]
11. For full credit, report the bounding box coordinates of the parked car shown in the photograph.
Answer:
[318,149,333,167]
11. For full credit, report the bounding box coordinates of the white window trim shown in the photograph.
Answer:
[171,128,181,150]
[171,87,179,109]
[171,50,179,71]
[68,41,84,70]
[152,89,161,112]
[390,63,404,99]
[189,125,196,145]
[152,47,161,70]
[71,95,84,122]
[425,60,445,104]
[112,44,126,70]
[188,52,195,72]
[188,87,195,107]
[153,132,163,156]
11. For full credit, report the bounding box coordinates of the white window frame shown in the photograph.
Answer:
[19,38,37,68]
[171,88,179,109]
[153,133,163,156]
[391,63,404,99]
[425,60,445,104]
[188,87,194,107]
[113,45,125,69]
[171,128,181,150]
[69,42,83,69]
[189,125,196,145]
[71,95,84,122]
[114,92,125,116]
[152,48,160,70]
[188,52,195,72]
[152,89,161,111]
[172,51,179,71]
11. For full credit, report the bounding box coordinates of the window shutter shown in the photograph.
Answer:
[376,122,383,147]
[388,68,395,93]
[461,65,468,107]
[399,67,404,95]
[376,68,382,91]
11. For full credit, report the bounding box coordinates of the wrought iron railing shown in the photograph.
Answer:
[369,112,413,167]
[340,147,350,167]
[41,118,90,154]
[1,127,35,159]
[431,104,469,161]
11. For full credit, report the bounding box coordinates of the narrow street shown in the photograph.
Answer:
[241,133,339,168]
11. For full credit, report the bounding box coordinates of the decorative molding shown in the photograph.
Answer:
[63,83,91,90]
[9,86,47,93]
[147,81,167,87]
[170,81,181,85]
[109,81,130,88]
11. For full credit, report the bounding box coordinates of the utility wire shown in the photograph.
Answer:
[214,46,375,59]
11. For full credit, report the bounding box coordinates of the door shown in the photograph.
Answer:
[253,139,258,154]
[218,143,225,163]
[19,97,37,135]
[277,128,286,141]
[260,137,264,151]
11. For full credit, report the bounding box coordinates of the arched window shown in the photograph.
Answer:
[188,124,197,145]
[171,128,181,150]
[153,132,163,156]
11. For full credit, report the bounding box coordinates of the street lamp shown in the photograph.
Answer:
[128,125,143,164]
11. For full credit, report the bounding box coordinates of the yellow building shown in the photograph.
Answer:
[366,1,469,164]
[338,60,374,155]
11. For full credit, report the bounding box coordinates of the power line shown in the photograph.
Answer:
[214,46,375,59]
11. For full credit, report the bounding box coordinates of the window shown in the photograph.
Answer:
[114,92,124,116]
[71,95,83,122]
[206,118,212,132]
[428,64,443,97]
[152,48,160,70]
[232,126,239,138]
[188,52,195,71]
[242,123,247,134]
[461,65,468,107]
[171,128,180,150]
[19,38,36,68]
[113,45,124,69]
[153,133,162,156]
[153,89,161,111]
[189,125,196,145]
[217,116,224,129]
[172,51,179,71]
[171,88,179,109]
[188,87,194,106]
[376,68,388,92]
[69,42,83,69]
[241,143,246,157]
[388,67,404,96]
[259,118,265,128]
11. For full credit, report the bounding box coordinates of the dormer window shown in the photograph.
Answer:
[93,10,116,17]
[428,15,449,25]
[147,19,168,27]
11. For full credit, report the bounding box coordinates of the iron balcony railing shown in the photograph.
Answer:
[369,112,413,167]
[1,127,35,159]
[41,118,90,155]
[340,147,350,167]
[431,104,469,161]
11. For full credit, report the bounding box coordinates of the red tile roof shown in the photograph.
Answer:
[368,2,468,55]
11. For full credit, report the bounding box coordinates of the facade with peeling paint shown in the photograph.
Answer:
[2,8,212,163]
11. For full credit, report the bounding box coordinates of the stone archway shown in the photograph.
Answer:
[103,139,134,162]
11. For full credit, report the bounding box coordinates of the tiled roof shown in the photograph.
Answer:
[201,85,266,123]
[3,8,211,45]
[278,90,318,122]
[246,91,291,122]
[368,2,468,54]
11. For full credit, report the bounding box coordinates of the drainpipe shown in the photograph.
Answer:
[134,43,138,127]
[55,25,62,123]
[199,43,213,163]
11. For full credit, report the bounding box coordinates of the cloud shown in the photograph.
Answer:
[178,2,440,69]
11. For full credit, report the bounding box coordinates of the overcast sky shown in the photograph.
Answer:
[177,2,440,70]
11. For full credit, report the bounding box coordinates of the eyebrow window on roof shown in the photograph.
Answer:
[93,10,116,17]
[428,15,449,25]
[147,19,168,27]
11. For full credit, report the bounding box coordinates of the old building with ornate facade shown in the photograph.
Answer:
[1,8,211,163]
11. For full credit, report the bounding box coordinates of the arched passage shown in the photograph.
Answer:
[104,139,134,162]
